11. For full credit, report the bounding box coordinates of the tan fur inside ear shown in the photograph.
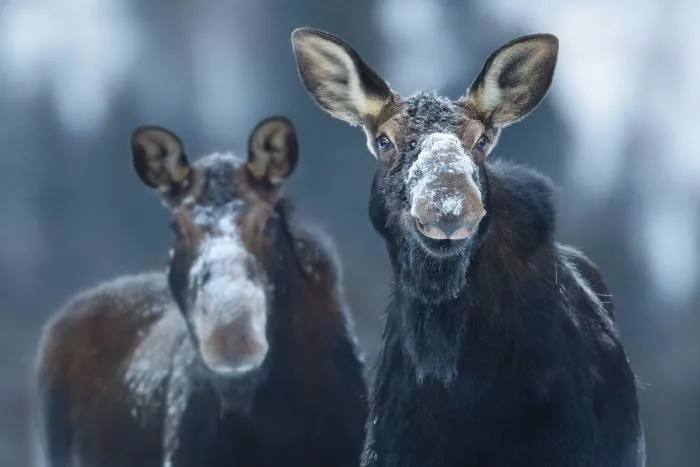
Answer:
[468,34,558,128]
[247,118,298,185]
[132,127,191,190]
[292,28,390,126]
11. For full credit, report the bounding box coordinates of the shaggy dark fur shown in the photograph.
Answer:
[37,201,368,467]
[168,203,369,467]
[363,158,645,467]
[37,120,368,467]
[291,28,645,467]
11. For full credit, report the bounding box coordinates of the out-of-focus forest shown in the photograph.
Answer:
[0,0,697,466]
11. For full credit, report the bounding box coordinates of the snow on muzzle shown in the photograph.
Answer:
[188,238,268,375]
[407,133,486,241]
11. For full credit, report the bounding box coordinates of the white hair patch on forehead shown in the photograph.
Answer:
[190,237,249,283]
[191,200,245,230]
[182,151,246,230]
[407,133,480,217]
[194,151,244,171]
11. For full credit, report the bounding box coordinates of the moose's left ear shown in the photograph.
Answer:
[247,116,299,185]
[468,33,558,128]
[131,126,192,192]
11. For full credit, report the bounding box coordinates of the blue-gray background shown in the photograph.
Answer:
[0,0,697,465]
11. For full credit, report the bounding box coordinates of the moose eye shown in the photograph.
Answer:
[476,136,489,152]
[376,135,393,152]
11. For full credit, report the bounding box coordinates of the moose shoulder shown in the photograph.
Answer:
[36,117,368,467]
[292,28,645,467]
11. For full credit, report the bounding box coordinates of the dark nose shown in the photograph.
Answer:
[415,212,484,241]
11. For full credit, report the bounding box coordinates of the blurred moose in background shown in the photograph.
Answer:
[36,116,368,467]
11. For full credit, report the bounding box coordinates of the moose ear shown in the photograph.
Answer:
[131,126,192,193]
[247,116,299,185]
[291,27,393,127]
[468,33,558,128]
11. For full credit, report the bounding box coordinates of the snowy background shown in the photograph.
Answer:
[0,0,697,465]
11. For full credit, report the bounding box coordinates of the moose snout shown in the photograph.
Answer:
[413,203,485,240]
[414,211,484,241]
[407,132,486,241]
[200,314,268,375]
[410,171,486,241]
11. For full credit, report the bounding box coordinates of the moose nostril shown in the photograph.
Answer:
[436,215,460,238]
[413,217,438,237]
[414,211,484,241]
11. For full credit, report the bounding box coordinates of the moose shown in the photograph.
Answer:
[36,116,368,467]
[292,28,645,466]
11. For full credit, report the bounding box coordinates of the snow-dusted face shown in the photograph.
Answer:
[131,117,298,375]
[407,132,485,242]
[168,181,272,376]
[366,93,493,256]
[292,28,558,256]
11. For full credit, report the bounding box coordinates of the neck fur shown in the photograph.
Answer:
[381,161,556,385]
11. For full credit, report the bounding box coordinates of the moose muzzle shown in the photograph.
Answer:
[407,133,486,241]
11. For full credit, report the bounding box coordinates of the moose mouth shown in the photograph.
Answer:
[411,217,473,257]
[414,217,472,241]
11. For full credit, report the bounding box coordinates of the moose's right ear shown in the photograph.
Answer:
[131,126,192,193]
[467,34,558,128]
[247,116,299,186]
[291,27,393,127]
